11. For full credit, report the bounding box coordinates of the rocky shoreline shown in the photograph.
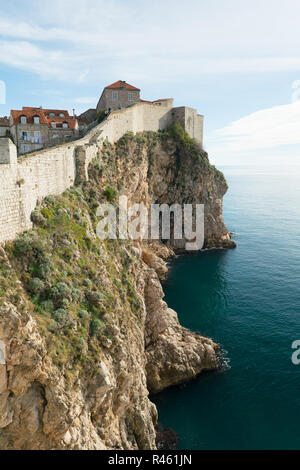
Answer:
[0,130,234,449]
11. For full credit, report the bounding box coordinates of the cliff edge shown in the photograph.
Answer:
[0,129,234,449]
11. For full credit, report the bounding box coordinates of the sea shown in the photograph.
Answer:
[153,165,300,450]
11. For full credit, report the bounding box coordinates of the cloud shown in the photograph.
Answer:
[0,40,91,82]
[208,100,300,155]
[2,1,300,84]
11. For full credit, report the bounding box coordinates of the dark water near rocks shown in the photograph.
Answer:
[153,165,300,450]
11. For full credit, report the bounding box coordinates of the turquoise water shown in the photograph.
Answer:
[153,165,300,450]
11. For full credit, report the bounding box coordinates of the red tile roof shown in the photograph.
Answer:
[11,107,78,129]
[105,80,140,91]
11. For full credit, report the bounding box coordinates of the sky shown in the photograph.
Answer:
[1,0,300,165]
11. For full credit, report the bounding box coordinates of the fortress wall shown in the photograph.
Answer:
[0,102,203,244]
[0,140,79,243]
[171,106,204,145]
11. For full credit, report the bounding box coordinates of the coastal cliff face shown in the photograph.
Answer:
[0,130,233,450]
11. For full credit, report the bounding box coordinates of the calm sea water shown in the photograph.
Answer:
[153,165,300,450]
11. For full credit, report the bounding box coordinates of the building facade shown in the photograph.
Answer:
[77,108,98,130]
[10,107,79,154]
[96,80,141,112]
[0,117,10,137]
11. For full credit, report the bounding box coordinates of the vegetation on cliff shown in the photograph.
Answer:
[0,130,232,450]
[0,184,143,380]
[0,128,230,377]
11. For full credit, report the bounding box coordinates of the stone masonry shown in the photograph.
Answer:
[0,101,204,245]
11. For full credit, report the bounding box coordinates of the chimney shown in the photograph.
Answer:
[120,80,126,89]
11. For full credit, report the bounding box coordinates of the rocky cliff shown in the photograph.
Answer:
[0,128,234,450]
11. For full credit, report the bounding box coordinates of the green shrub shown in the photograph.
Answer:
[14,233,46,258]
[35,257,52,279]
[97,109,107,124]
[31,210,46,227]
[79,309,89,319]
[86,291,103,307]
[82,278,92,288]
[50,282,72,307]
[53,308,70,325]
[28,278,45,295]
[40,299,54,313]
[72,288,83,302]
[167,121,202,157]
[103,186,117,202]
[90,318,103,335]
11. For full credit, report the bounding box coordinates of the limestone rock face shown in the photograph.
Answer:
[143,270,219,393]
[0,133,232,449]
[94,135,235,250]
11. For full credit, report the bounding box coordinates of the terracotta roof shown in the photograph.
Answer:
[23,107,69,116]
[11,107,78,129]
[105,80,140,91]
[139,99,153,104]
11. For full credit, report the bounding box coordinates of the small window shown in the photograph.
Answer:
[49,112,55,117]
[112,91,118,101]
[20,115,27,124]
[51,122,56,128]
[128,93,134,102]
[59,113,65,117]
[62,122,68,129]
[21,131,28,140]
[33,116,40,124]
[23,144,30,153]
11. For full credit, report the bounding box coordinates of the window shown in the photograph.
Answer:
[51,122,56,128]
[62,122,69,129]
[23,144,30,153]
[34,131,41,143]
[59,113,65,117]
[49,112,55,117]
[20,115,27,124]
[112,91,118,101]
[21,131,28,140]
[128,93,134,102]
[33,116,40,124]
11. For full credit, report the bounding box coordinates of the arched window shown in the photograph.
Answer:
[49,112,55,117]
[20,115,27,124]
[59,113,65,118]
[33,115,40,124]
[62,122,69,129]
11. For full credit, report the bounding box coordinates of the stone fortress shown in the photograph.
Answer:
[0,80,204,245]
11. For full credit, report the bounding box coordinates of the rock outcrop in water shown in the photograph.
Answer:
[0,129,234,449]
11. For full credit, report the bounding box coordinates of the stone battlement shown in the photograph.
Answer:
[0,102,204,244]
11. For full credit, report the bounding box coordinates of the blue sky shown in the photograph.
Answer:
[1,0,300,165]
